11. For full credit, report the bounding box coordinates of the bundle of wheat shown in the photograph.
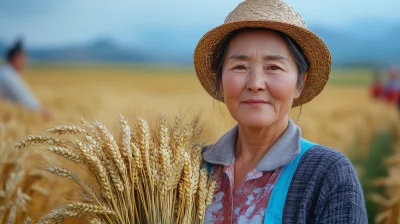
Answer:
[16,114,217,224]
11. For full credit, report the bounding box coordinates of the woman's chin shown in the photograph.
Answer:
[236,116,275,128]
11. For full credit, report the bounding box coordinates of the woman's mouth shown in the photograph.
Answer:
[242,99,269,105]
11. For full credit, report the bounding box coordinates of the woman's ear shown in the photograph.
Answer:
[219,82,224,94]
[294,74,308,99]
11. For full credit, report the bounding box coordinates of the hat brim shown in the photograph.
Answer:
[193,20,332,107]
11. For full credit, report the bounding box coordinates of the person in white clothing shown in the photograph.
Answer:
[0,39,51,119]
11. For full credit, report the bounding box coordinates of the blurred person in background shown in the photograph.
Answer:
[0,39,51,119]
[383,67,400,107]
[370,68,384,99]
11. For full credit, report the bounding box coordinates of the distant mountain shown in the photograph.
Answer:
[28,38,152,62]
[1,20,399,66]
[311,23,400,67]
[127,26,212,64]
[130,22,400,66]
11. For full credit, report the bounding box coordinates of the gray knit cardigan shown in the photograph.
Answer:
[282,145,368,223]
[202,120,368,223]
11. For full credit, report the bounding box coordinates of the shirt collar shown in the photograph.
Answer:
[202,118,302,172]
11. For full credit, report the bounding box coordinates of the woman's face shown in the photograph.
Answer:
[221,29,303,128]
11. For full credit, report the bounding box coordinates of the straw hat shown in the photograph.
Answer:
[193,0,331,107]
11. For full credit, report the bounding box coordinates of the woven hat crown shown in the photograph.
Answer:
[225,0,306,28]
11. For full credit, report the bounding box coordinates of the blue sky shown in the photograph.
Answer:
[1,0,400,47]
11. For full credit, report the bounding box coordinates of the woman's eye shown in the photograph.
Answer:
[267,66,280,70]
[233,65,247,70]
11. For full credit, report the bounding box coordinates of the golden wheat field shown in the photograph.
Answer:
[16,66,400,153]
[1,65,400,223]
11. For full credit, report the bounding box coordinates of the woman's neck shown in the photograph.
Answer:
[235,117,289,165]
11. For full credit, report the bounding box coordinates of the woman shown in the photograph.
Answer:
[193,0,368,223]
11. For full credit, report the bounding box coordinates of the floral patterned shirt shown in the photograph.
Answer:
[204,160,283,224]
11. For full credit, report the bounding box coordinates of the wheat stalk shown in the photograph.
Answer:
[23,217,32,224]
[48,125,87,135]
[47,146,83,162]
[15,136,67,150]
[196,168,208,223]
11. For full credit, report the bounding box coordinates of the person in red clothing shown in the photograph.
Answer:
[370,69,384,99]
[383,67,400,105]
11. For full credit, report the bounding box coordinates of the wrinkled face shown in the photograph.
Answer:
[221,30,303,128]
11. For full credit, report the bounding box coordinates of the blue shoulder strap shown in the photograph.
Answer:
[263,138,316,224]
[206,162,212,174]
[202,146,213,174]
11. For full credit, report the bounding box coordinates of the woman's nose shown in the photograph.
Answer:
[246,68,266,92]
